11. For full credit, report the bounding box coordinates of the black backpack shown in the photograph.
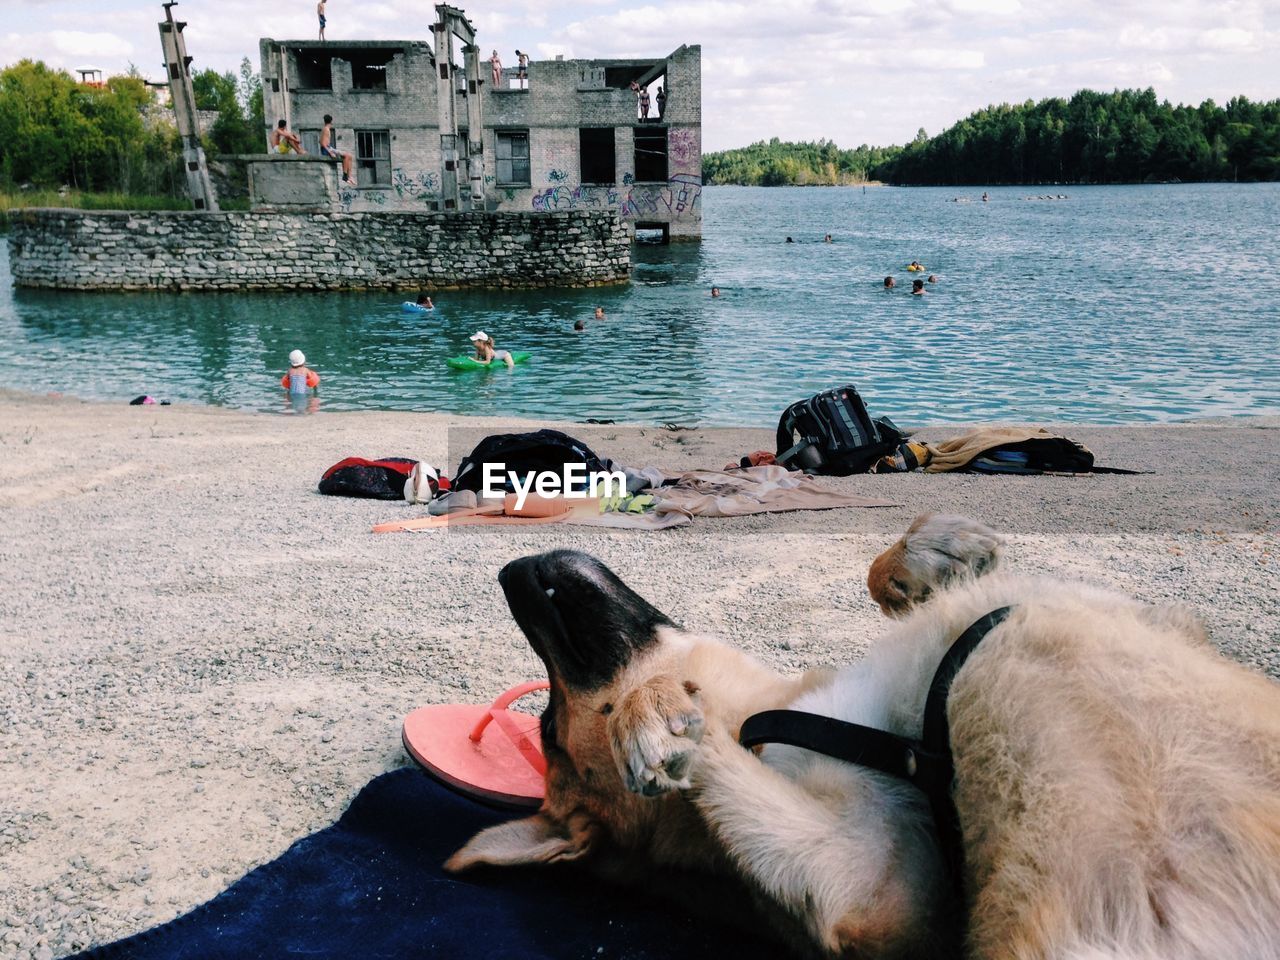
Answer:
[775,387,906,476]
[452,429,610,494]
[318,457,418,499]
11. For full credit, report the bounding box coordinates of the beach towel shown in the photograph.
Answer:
[66,770,774,960]
[651,464,895,516]
[373,492,693,532]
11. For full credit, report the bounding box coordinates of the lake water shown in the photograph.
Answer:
[2,183,1278,426]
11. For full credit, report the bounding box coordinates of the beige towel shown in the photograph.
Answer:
[922,427,1078,473]
[651,465,894,516]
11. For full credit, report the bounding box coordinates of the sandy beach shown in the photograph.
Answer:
[1,389,1277,959]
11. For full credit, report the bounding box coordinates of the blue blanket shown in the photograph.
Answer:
[67,769,774,959]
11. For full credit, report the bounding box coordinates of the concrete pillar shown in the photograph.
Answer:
[158,2,218,211]
[432,19,460,211]
[463,44,485,209]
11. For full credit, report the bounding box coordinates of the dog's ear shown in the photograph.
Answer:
[444,811,599,872]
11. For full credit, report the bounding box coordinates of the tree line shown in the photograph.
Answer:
[0,58,264,197]
[702,138,900,186]
[704,89,1280,186]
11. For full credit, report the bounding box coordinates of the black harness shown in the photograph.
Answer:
[739,606,1013,890]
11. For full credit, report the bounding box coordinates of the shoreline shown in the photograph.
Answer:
[1,391,1277,959]
[7,387,1277,433]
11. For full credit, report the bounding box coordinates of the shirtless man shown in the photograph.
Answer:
[317,0,327,41]
[319,114,355,185]
[268,119,305,154]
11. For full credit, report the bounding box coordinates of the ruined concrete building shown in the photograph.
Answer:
[256,6,701,240]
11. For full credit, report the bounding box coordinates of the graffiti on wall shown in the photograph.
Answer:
[531,185,604,212]
[392,168,440,203]
[546,168,569,183]
[618,173,702,220]
[528,174,702,221]
[668,128,698,171]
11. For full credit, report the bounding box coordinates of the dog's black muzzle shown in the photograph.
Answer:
[499,551,674,692]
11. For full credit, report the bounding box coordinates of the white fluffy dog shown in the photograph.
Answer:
[451,516,1280,959]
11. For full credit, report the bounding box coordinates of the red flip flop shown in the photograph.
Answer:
[402,681,549,809]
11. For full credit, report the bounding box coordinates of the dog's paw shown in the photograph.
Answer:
[869,514,1005,616]
[608,674,704,796]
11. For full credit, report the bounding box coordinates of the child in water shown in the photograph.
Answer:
[470,331,515,368]
[281,349,321,393]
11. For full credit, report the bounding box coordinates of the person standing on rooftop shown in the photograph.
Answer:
[489,50,502,87]
[317,0,327,41]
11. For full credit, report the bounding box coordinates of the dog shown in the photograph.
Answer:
[447,515,1280,959]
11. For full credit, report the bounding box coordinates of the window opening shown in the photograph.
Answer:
[496,131,530,185]
[580,128,616,185]
[633,127,668,183]
[356,130,391,185]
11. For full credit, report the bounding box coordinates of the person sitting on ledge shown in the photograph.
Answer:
[471,331,515,369]
[320,114,356,185]
[269,119,304,155]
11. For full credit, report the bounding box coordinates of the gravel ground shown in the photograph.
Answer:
[1,390,1277,959]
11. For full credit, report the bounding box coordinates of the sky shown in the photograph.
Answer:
[2,0,1277,151]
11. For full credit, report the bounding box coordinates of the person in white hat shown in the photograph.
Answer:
[281,349,321,394]
[469,331,514,368]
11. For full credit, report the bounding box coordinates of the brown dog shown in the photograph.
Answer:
[449,516,1280,959]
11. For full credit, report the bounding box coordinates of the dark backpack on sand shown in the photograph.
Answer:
[452,429,610,494]
[318,457,418,499]
[775,386,906,476]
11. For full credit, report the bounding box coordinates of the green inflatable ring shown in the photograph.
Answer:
[446,351,531,371]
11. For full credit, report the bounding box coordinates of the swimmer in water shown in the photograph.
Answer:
[884,276,896,289]
[415,293,434,309]
[927,275,937,284]
[594,306,605,320]
[785,236,794,243]
[711,286,721,298]
[912,279,926,296]
[824,234,833,243]
[573,319,585,332]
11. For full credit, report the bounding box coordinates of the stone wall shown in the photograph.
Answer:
[6,209,631,291]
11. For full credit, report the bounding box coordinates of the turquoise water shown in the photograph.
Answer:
[2,183,1278,426]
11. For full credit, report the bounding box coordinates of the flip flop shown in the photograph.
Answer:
[403,681,550,809]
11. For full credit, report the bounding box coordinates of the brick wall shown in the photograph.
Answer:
[7,209,631,291]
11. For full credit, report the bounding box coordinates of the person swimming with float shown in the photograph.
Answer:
[281,349,321,393]
[470,331,515,369]
[417,293,434,309]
